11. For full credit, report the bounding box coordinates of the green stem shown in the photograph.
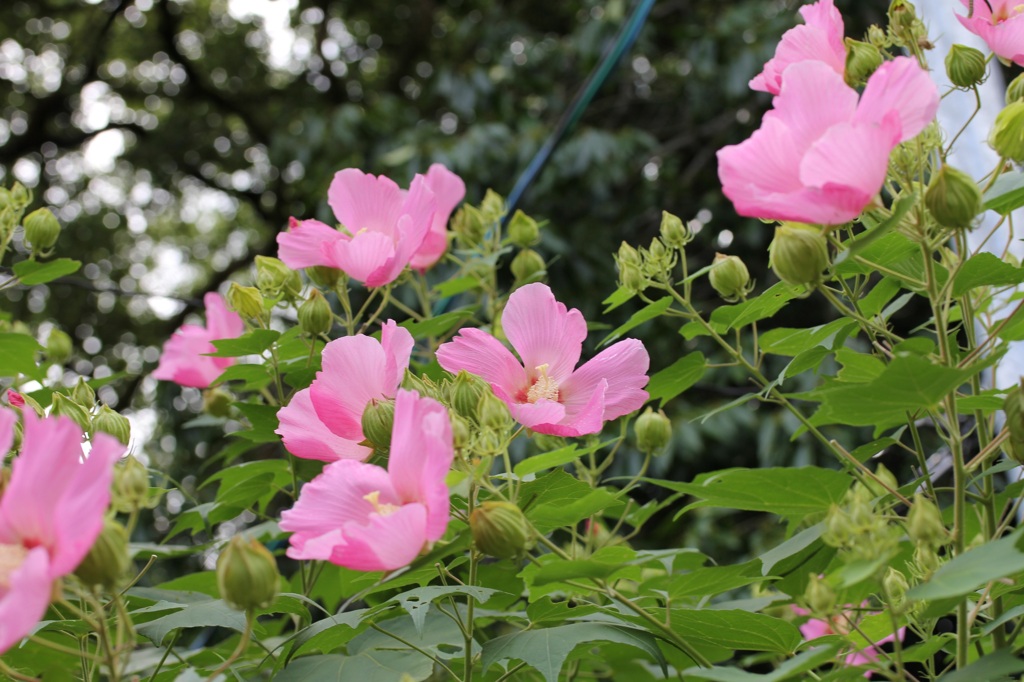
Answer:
[369,623,463,681]
[206,610,254,681]
[0,658,39,682]
[465,484,478,682]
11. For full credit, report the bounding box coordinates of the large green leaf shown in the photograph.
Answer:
[208,329,280,357]
[400,308,476,339]
[276,652,433,682]
[517,469,618,533]
[0,333,41,378]
[529,546,639,587]
[513,441,605,477]
[481,623,665,682]
[939,649,1024,682]
[12,258,81,285]
[599,296,672,346]
[983,169,1024,215]
[759,319,856,357]
[646,352,706,406]
[681,644,840,681]
[135,599,245,645]
[907,528,1024,600]
[390,585,506,635]
[952,252,1024,296]
[670,609,801,653]
[682,282,801,339]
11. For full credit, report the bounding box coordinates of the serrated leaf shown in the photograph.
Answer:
[276,651,432,682]
[390,585,505,636]
[907,527,1024,600]
[531,546,637,587]
[213,363,272,388]
[12,258,81,285]
[136,599,245,645]
[708,282,802,332]
[232,402,281,443]
[759,319,856,357]
[670,609,801,653]
[514,441,606,477]
[599,296,672,346]
[518,470,618,533]
[952,252,1024,296]
[646,352,706,406]
[208,329,280,357]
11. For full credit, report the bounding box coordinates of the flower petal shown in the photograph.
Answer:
[410,164,466,271]
[764,61,858,152]
[501,283,586,384]
[437,328,528,397]
[276,388,371,462]
[328,230,398,286]
[799,119,898,198]
[152,324,223,388]
[203,292,245,342]
[335,503,428,571]
[277,217,346,269]
[750,0,845,94]
[328,169,405,236]
[0,408,15,456]
[380,320,415,392]
[310,334,397,441]
[0,547,53,655]
[561,338,650,422]
[853,56,939,143]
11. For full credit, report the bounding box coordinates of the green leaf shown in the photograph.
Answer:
[939,649,1024,682]
[0,333,41,378]
[952,252,1024,296]
[834,348,885,383]
[759,524,824,576]
[390,585,505,636]
[289,609,373,658]
[208,329,280,357]
[518,470,618,533]
[12,258,81,285]
[983,169,1024,215]
[709,282,802,332]
[907,528,1024,600]
[531,546,638,587]
[400,308,476,339]
[681,644,840,681]
[232,402,281,443]
[646,352,706,406]
[136,599,245,645]
[213,363,272,389]
[760,319,856,357]
[834,192,916,267]
[603,286,636,312]
[649,561,765,600]
[432,274,481,298]
[657,467,850,522]
[481,623,665,682]
[599,296,672,346]
[277,652,433,682]
[514,441,605,477]
[670,609,801,653]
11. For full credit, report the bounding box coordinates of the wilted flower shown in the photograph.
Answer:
[152,292,245,389]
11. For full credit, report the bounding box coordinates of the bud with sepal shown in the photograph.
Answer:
[990,101,1024,163]
[507,210,539,247]
[71,377,96,408]
[46,328,74,364]
[255,255,301,298]
[634,407,672,455]
[768,223,830,288]
[945,44,987,89]
[659,211,691,249]
[844,38,883,85]
[50,393,91,432]
[361,398,395,453]
[511,249,546,283]
[297,288,333,337]
[74,517,131,588]
[216,536,280,612]
[709,253,752,302]
[925,165,981,229]
[470,501,533,559]
[226,282,265,321]
[23,208,61,254]
[113,455,151,513]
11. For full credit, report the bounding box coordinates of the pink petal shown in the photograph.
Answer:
[380,320,415,392]
[562,337,650,419]
[718,116,806,199]
[958,12,1024,66]
[765,61,858,153]
[505,397,569,432]
[799,119,898,198]
[152,325,224,388]
[410,164,466,271]
[798,616,834,641]
[335,503,429,571]
[387,390,453,542]
[390,174,437,271]
[310,334,399,441]
[853,57,939,143]
[277,217,346,269]
[328,169,405,237]
[203,292,244,342]
[276,388,371,462]
[328,229,398,287]
[436,328,528,398]
[0,547,53,654]
[750,0,845,94]
[0,408,14,455]
[502,283,587,384]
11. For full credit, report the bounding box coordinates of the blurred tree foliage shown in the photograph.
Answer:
[0,0,891,565]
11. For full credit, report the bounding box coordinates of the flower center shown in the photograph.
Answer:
[0,544,28,590]
[993,4,1024,22]
[363,490,400,517]
[526,364,560,403]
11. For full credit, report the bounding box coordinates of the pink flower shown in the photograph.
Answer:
[436,283,650,437]
[279,389,453,571]
[957,0,1024,66]
[794,605,906,678]
[277,169,437,287]
[275,320,413,462]
[6,391,24,409]
[718,57,939,225]
[750,0,845,95]
[409,164,466,272]
[0,410,124,653]
[152,292,244,389]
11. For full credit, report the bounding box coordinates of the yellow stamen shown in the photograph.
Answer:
[526,363,560,403]
[363,490,400,516]
[0,544,28,589]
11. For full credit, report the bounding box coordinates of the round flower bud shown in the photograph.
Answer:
[307,265,342,289]
[92,405,131,445]
[925,165,981,229]
[113,455,151,513]
[9,183,30,209]
[297,288,333,337]
[804,573,835,614]
[907,494,947,548]
[255,255,301,298]
[844,38,883,85]
[71,377,96,408]
[22,208,61,253]
[618,260,645,294]
[361,398,395,453]
[74,517,130,588]
[883,567,910,610]
[659,211,691,249]
[1008,73,1024,105]
[50,393,91,432]
[226,282,265,321]
[470,501,533,559]
[990,101,1024,163]
[451,371,486,422]
[450,413,471,451]
[453,204,487,247]
[634,407,672,454]
[708,253,751,302]
[203,388,234,417]
[768,223,830,288]
[867,24,888,48]
[216,536,279,612]
[478,392,510,431]
[46,328,74,364]
[507,210,539,247]
[617,242,641,267]
[403,372,444,402]
[480,189,505,223]
[510,249,546,283]
[945,44,987,89]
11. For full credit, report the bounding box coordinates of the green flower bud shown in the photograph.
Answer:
[226,282,265,321]
[50,393,91,432]
[307,265,342,289]
[647,238,670,267]
[768,223,830,287]
[510,248,546,283]
[451,370,486,421]
[203,388,234,417]
[618,260,645,294]
[470,501,533,559]
[844,38,883,86]
[450,413,471,451]
[216,536,280,612]
[659,211,691,249]
[403,372,445,402]
[867,24,889,49]
[255,255,301,298]
[804,573,835,614]
[297,288,333,337]
[361,398,395,453]
[990,101,1024,162]
[823,505,854,548]
[452,204,487,247]
[507,209,539,247]
[22,208,61,253]
[1004,381,1024,463]
[74,517,130,588]
[113,455,151,513]
[913,543,941,578]
[888,0,917,34]
[883,567,910,611]
[1007,73,1024,104]
[92,405,131,445]
[533,434,566,452]
[478,392,511,431]
[617,242,641,267]
[71,377,96,408]
[865,462,899,499]
[945,44,987,88]
[634,407,672,454]
[46,328,73,364]
[480,189,505,223]
[9,183,30,209]
[709,253,752,302]
[925,165,982,229]
[907,494,948,548]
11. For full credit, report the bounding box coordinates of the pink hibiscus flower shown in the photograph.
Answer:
[275,320,413,462]
[409,164,467,272]
[957,0,1024,66]
[794,605,906,678]
[277,169,437,287]
[0,410,124,653]
[436,283,650,437]
[152,292,245,389]
[279,389,453,572]
[718,57,939,225]
[750,0,846,95]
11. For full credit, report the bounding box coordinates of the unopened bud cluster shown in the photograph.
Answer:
[822,484,897,562]
[47,382,133,447]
